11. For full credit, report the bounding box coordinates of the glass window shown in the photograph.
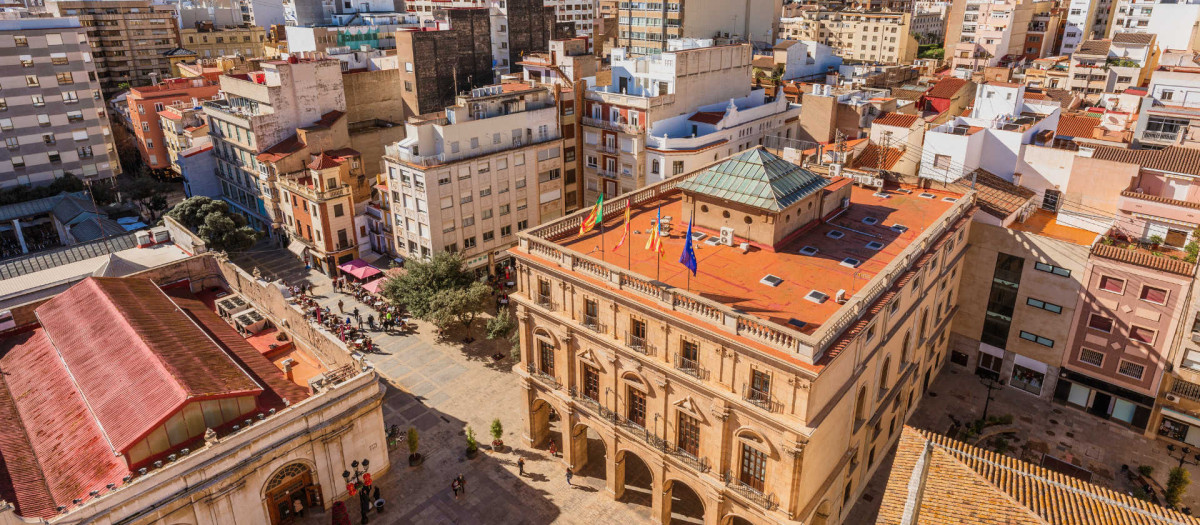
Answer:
[538,340,554,375]
[1140,286,1168,305]
[1088,314,1113,333]
[1130,326,1156,345]
[583,365,599,401]
[1099,275,1125,294]
[677,412,700,456]
[627,387,646,427]
[739,444,767,492]
[1010,364,1044,395]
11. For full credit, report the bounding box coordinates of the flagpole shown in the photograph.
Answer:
[600,201,606,264]
[687,198,696,292]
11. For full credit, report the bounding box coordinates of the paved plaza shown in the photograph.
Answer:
[232,246,657,524]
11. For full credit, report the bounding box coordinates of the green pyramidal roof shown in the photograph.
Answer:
[676,148,830,212]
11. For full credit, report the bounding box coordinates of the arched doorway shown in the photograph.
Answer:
[530,398,554,449]
[665,478,705,524]
[617,450,654,510]
[570,423,607,479]
[723,515,757,525]
[263,462,322,525]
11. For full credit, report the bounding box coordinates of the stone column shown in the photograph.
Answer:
[560,404,577,468]
[570,417,589,471]
[11,220,27,254]
[610,450,626,500]
[649,466,667,525]
[523,382,549,448]
[659,480,674,525]
[703,490,724,525]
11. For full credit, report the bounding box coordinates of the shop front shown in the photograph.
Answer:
[1053,369,1155,431]
[263,462,324,525]
[1157,408,1200,447]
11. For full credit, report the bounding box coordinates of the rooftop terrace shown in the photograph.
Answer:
[519,159,973,367]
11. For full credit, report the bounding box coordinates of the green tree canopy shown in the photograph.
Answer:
[119,173,173,220]
[166,196,259,252]
[380,251,477,320]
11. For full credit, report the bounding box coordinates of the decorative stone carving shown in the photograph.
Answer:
[204,428,218,445]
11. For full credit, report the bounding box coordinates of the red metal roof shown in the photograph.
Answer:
[35,278,264,453]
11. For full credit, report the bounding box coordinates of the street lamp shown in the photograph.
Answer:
[979,375,1005,422]
[1167,445,1200,469]
[342,458,372,524]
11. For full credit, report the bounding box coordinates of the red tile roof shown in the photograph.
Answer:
[926,77,969,99]
[1090,145,1200,176]
[307,152,344,170]
[688,111,724,125]
[1056,114,1101,137]
[872,112,920,128]
[256,133,306,163]
[849,143,904,171]
[35,278,264,453]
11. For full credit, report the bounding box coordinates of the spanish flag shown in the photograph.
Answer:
[613,201,631,252]
[644,206,664,257]
[578,195,603,236]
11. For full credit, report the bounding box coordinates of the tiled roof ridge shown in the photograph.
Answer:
[915,428,1200,525]
[1091,243,1197,276]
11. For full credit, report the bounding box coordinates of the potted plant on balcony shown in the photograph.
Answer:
[490,418,504,451]
[465,426,479,459]
[407,427,423,467]
[1150,235,1164,251]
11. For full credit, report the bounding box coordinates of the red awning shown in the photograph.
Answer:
[363,278,385,295]
[338,259,381,280]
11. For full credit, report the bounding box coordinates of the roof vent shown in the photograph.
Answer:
[919,192,936,199]
[836,289,848,304]
[690,231,707,242]
[862,216,878,225]
[805,290,829,303]
[787,318,807,329]
[799,245,819,256]
[866,241,884,250]
[891,224,909,233]
[704,236,721,246]
[942,197,958,202]
[872,191,891,199]
[841,257,862,268]
[826,230,845,239]
[895,188,913,194]
[760,274,784,287]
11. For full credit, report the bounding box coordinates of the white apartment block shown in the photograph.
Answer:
[1061,0,1115,54]
[544,0,596,51]
[383,83,566,270]
[1109,0,1200,51]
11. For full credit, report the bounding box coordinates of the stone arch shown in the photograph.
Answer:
[260,459,321,525]
[621,369,655,397]
[721,513,758,525]
[532,326,561,348]
[260,459,318,499]
[570,422,608,478]
[732,426,775,457]
[615,448,655,507]
[810,499,833,525]
[530,397,557,449]
[663,476,706,524]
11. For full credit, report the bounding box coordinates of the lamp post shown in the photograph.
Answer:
[1167,445,1200,470]
[342,458,372,524]
[979,375,1005,422]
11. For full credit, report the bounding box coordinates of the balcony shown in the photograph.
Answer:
[742,384,782,413]
[723,472,778,511]
[626,332,653,355]
[527,363,559,389]
[582,313,602,332]
[596,142,619,154]
[278,177,352,202]
[673,355,709,380]
[1141,129,1181,143]
[536,292,553,309]
[582,116,641,135]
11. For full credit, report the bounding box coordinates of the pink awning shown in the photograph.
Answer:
[363,278,385,295]
[338,259,381,280]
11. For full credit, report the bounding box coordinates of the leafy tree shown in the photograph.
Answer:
[380,251,476,319]
[486,308,517,341]
[119,173,173,220]
[1167,467,1190,508]
[427,280,491,331]
[166,196,259,252]
[465,426,478,454]
[0,173,86,205]
[407,427,419,456]
[490,419,503,442]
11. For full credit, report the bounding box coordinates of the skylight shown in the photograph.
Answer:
[760,274,783,287]
[704,237,721,246]
[943,197,958,203]
[799,245,819,256]
[826,230,845,239]
[891,224,909,233]
[691,231,707,242]
[805,290,829,304]
[862,217,879,225]
[866,241,884,250]
[872,192,892,199]
[919,193,937,199]
[841,257,862,268]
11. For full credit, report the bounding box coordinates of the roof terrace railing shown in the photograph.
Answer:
[518,162,977,364]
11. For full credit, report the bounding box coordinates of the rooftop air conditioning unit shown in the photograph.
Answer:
[719,226,735,246]
[1167,394,1180,403]
[835,289,847,304]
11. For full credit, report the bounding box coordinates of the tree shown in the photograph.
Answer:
[119,173,173,220]
[427,280,491,331]
[1167,467,1190,508]
[490,418,504,447]
[380,251,476,319]
[486,307,517,341]
[166,196,259,252]
[407,427,419,457]
[465,426,478,454]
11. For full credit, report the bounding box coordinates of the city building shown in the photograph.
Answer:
[180,24,270,59]
[1022,56,1070,89]
[276,149,366,274]
[0,17,120,189]
[1066,35,1158,99]
[394,9,497,118]
[616,0,782,56]
[878,426,1198,524]
[778,11,918,65]
[0,191,122,258]
[594,0,619,57]
[512,146,976,524]
[202,57,348,234]
[0,255,386,525]
[1060,0,1116,55]
[383,82,566,272]
[1134,52,1200,148]
[919,83,1061,184]
[1157,271,1200,446]
[771,40,842,81]
[911,3,948,45]
[283,13,425,55]
[944,0,1055,78]
[1109,0,1200,51]
[237,0,287,27]
[1023,10,1063,61]
[545,0,596,51]
[794,84,897,144]
[127,77,221,173]
[50,0,182,95]
[283,0,404,26]
[581,42,799,201]
[159,102,220,197]
[405,0,569,74]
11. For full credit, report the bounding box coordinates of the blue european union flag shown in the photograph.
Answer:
[679,217,697,276]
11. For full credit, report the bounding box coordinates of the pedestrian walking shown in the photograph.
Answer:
[518,457,525,476]
[566,467,573,486]
[353,307,360,321]
[368,314,375,329]
[338,299,345,313]
[549,441,557,457]
[456,474,466,494]
[451,478,462,499]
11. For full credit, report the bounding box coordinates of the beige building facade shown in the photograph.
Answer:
[181,26,270,59]
[512,148,976,524]
[778,11,918,65]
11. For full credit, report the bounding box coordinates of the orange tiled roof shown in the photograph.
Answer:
[1056,114,1101,138]
[872,112,920,128]
[307,152,343,170]
[1092,243,1197,276]
[877,426,1200,525]
[256,134,305,163]
[1090,145,1200,176]
[849,143,903,171]
[926,77,968,99]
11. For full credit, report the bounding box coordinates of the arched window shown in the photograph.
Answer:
[900,331,911,365]
[651,159,660,174]
[854,386,867,422]
[879,357,892,393]
[919,309,929,342]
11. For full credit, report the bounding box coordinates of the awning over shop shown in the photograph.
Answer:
[363,278,385,295]
[338,259,381,280]
[287,239,309,258]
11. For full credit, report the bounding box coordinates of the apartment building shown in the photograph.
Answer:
[1134,53,1200,148]
[394,10,496,118]
[160,103,220,197]
[911,4,948,45]
[383,83,566,272]
[180,24,270,59]
[581,42,801,201]
[512,146,975,524]
[237,0,287,27]
[51,0,181,95]
[1066,35,1158,99]
[1060,0,1115,55]
[202,58,347,234]
[1158,275,1200,446]
[544,0,596,51]
[616,0,781,56]
[779,11,918,65]
[1023,11,1063,61]
[405,0,567,73]
[945,0,1054,78]
[276,149,365,274]
[920,83,1061,184]
[1109,0,1200,51]
[128,77,220,172]
[0,17,119,188]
